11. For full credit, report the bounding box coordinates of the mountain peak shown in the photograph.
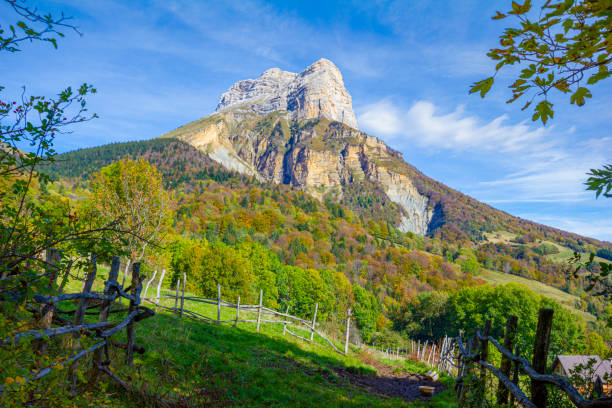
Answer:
[216,59,357,129]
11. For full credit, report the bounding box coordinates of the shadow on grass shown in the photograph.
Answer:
[126,311,412,407]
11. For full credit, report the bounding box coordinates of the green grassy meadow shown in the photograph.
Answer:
[61,272,456,407]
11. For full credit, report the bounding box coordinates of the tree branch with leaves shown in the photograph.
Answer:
[472,0,612,298]
[470,0,612,124]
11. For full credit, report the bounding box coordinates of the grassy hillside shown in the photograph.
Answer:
[477,269,595,322]
[484,231,611,265]
[58,277,456,407]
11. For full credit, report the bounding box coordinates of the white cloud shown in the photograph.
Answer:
[359,99,549,152]
[357,99,612,206]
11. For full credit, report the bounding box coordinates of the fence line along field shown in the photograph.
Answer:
[141,271,350,356]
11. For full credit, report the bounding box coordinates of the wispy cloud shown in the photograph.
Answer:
[358,99,611,206]
[359,99,549,152]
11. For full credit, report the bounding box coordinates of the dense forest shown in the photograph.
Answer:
[46,139,611,354]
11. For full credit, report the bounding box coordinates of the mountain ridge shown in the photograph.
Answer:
[216,58,358,129]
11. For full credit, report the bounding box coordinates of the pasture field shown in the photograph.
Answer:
[61,272,455,407]
[477,269,595,322]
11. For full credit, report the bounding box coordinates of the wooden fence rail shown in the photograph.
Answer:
[0,253,154,396]
[366,335,457,377]
[143,279,350,355]
[455,309,611,408]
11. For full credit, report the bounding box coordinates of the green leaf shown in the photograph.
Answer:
[509,79,527,88]
[511,0,531,15]
[570,87,592,106]
[553,80,570,93]
[585,164,612,198]
[492,11,507,20]
[506,92,524,103]
[469,77,494,98]
[532,100,554,124]
[587,70,610,85]
[519,64,537,79]
[521,100,532,111]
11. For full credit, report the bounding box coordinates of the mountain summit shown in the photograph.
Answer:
[216,58,358,129]
[161,59,435,234]
[157,58,605,245]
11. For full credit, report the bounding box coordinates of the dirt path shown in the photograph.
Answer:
[334,352,447,401]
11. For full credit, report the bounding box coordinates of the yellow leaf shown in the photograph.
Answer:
[4,377,14,385]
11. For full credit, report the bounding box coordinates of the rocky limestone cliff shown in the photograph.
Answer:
[216,58,358,129]
[161,59,435,235]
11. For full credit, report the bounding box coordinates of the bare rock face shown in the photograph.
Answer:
[216,58,358,129]
[164,58,435,235]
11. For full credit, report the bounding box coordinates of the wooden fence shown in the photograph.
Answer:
[367,335,456,376]
[455,308,611,408]
[141,273,352,356]
[0,252,154,395]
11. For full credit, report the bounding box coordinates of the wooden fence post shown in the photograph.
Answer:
[234,296,241,327]
[180,272,186,318]
[256,289,263,332]
[74,254,98,325]
[531,308,554,408]
[91,256,119,383]
[480,320,491,380]
[120,259,130,305]
[71,254,98,391]
[37,248,60,354]
[155,269,165,312]
[497,314,518,404]
[175,279,180,309]
[510,344,521,406]
[459,329,480,408]
[310,303,318,342]
[217,283,222,323]
[344,308,351,355]
[476,320,492,405]
[282,305,289,335]
[126,262,141,366]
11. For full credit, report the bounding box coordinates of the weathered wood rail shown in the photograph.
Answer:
[0,253,154,396]
[143,278,350,356]
[455,308,611,408]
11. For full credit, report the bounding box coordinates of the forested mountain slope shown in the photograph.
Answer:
[48,138,610,332]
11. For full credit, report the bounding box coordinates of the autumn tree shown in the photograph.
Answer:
[90,158,174,280]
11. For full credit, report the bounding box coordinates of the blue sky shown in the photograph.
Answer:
[2,0,611,241]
